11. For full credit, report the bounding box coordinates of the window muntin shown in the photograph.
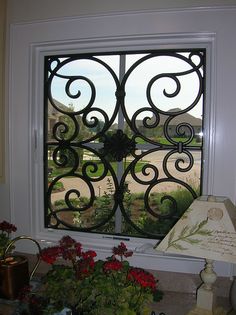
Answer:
[44,50,205,239]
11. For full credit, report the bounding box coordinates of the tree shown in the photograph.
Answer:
[57,104,92,170]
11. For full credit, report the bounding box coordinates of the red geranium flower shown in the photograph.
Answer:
[40,246,61,264]
[82,250,97,260]
[127,267,156,291]
[59,235,77,248]
[58,236,82,261]
[0,221,17,234]
[113,242,133,260]
[103,259,123,272]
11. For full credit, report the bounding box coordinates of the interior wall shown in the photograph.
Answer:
[7,0,236,23]
[0,0,9,220]
[0,0,6,183]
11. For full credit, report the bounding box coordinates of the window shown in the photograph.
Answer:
[44,49,205,240]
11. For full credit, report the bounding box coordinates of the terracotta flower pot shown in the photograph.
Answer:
[0,255,29,299]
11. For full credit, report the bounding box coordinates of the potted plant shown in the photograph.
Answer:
[0,220,29,300]
[19,236,163,315]
[0,221,42,300]
[0,220,17,259]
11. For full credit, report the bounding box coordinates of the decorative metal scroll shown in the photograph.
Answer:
[44,50,205,239]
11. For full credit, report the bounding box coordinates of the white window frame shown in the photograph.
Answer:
[35,38,211,240]
[44,49,205,238]
[8,8,236,276]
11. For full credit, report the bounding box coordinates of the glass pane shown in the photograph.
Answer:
[45,50,204,239]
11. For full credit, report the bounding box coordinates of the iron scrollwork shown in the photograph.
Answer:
[44,50,205,239]
[102,129,136,162]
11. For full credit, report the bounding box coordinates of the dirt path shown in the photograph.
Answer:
[51,151,201,203]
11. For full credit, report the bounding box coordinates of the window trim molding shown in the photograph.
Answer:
[32,32,215,240]
[44,48,206,238]
[8,10,232,276]
[34,33,219,272]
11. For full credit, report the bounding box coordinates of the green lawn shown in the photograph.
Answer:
[136,136,201,146]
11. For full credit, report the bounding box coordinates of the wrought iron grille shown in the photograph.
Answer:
[44,49,205,239]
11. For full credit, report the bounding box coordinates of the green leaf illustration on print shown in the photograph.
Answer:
[168,228,175,245]
[171,243,187,251]
[183,238,201,245]
[179,225,190,238]
[166,219,212,250]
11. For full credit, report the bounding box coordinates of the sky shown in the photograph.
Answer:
[49,52,203,123]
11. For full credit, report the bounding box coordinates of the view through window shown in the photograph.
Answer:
[44,49,205,239]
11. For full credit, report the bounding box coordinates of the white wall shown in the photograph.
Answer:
[2,0,236,275]
[7,0,236,23]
